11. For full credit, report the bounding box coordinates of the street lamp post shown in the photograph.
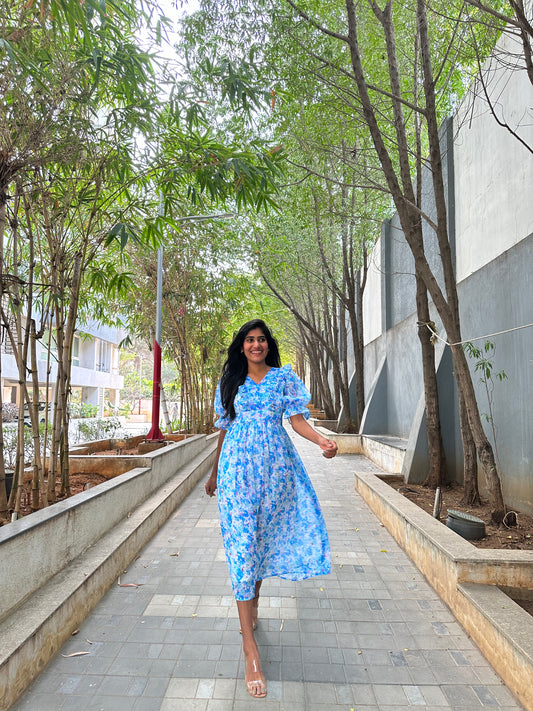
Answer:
[145,211,236,442]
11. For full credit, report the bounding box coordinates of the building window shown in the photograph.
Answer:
[41,330,80,366]
[96,340,111,372]
[40,329,58,362]
[72,335,80,367]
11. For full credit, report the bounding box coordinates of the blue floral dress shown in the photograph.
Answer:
[214,364,330,601]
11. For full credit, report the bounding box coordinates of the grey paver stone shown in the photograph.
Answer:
[214,660,240,677]
[302,646,329,664]
[142,677,170,697]
[206,645,222,661]
[418,685,451,706]
[107,657,152,677]
[219,644,241,661]
[133,699,164,711]
[403,684,426,705]
[82,694,138,710]
[148,659,178,677]
[128,677,149,696]
[450,650,471,666]
[196,679,215,698]
[205,700,234,711]
[408,668,438,684]
[276,681,303,703]
[117,643,151,659]
[179,644,210,660]
[472,685,499,706]
[279,661,304,681]
[368,665,412,684]
[233,701,280,711]
[57,676,83,694]
[212,678,236,699]
[390,651,408,667]
[12,693,65,711]
[303,681,337,703]
[442,684,483,706]
[160,700,207,711]
[373,683,409,705]
[303,662,345,683]
[98,675,132,695]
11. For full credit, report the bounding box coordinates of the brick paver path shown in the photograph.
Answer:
[12,434,524,710]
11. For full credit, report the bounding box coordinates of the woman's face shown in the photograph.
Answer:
[242,327,269,366]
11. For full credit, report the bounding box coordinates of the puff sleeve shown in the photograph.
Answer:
[214,383,232,430]
[282,364,311,420]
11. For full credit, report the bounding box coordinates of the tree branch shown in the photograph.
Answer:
[284,0,350,42]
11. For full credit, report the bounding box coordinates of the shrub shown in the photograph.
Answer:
[2,422,52,468]
[1,403,18,422]
[76,417,125,443]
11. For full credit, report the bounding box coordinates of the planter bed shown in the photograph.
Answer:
[0,433,217,711]
[353,467,533,711]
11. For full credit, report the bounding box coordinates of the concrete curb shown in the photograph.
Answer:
[312,424,407,473]
[0,440,216,711]
[353,469,533,711]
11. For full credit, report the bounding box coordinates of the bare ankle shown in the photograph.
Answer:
[243,641,260,658]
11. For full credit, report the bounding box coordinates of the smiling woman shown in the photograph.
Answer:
[242,328,269,371]
[204,318,337,699]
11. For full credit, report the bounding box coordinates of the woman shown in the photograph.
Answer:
[205,319,337,699]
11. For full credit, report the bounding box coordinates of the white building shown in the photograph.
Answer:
[1,320,123,417]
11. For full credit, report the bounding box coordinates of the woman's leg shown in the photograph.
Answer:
[240,579,262,633]
[237,597,267,698]
[252,579,262,629]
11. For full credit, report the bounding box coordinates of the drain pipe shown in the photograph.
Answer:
[433,487,442,518]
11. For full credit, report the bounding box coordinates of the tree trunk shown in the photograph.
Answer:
[416,272,447,488]
[160,382,172,434]
[0,333,8,519]
[0,184,8,519]
[29,319,47,510]
[458,388,480,505]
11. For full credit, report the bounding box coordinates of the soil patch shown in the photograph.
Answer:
[385,479,533,617]
[386,479,533,551]
[15,472,108,520]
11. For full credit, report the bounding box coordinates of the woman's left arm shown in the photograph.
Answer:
[289,413,338,458]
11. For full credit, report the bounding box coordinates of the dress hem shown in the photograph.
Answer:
[232,565,331,601]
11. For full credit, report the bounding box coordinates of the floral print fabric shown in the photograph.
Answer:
[214,364,330,601]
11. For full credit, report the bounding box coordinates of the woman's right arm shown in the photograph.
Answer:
[205,429,226,496]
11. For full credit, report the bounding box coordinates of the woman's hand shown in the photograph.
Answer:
[289,414,338,458]
[319,438,338,459]
[205,473,218,497]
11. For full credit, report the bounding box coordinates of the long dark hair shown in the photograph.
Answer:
[220,319,281,420]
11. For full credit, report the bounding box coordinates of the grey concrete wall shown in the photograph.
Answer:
[456,234,533,512]
[359,227,533,515]
[347,89,533,512]
[387,120,454,331]
[0,434,212,623]
[354,147,532,513]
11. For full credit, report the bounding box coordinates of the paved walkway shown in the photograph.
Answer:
[12,434,524,711]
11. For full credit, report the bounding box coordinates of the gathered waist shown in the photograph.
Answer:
[234,410,282,424]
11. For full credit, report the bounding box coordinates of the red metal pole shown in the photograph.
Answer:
[146,244,164,441]
[146,339,163,440]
